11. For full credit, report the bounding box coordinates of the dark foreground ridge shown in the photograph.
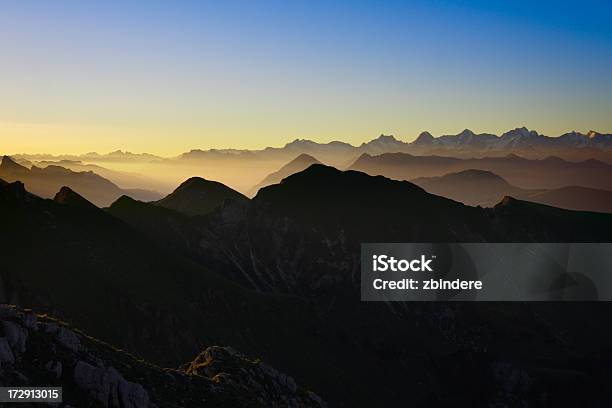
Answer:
[0,305,325,407]
[5,167,612,406]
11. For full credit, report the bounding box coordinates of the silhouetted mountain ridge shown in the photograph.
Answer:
[53,186,99,210]
[249,154,322,195]
[0,156,162,206]
[254,164,612,242]
[5,168,612,406]
[412,169,612,212]
[156,176,248,216]
[350,152,612,190]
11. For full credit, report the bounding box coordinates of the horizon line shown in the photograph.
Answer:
[4,126,610,157]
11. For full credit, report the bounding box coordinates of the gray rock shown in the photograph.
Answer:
[0,337,15,364]
[2,320,28,353]
[45,360,63,379]
[73,361,153,408]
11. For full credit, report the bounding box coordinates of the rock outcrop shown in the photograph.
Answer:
[0,305,325,408]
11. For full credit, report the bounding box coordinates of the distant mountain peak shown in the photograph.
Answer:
[414,131,434,144]
[502,127,539,138]
[284,138,317,148]
[459,129,475,136]
[587,130,600,138]
[54,186,98,209]
[291,153,320,164]
[375,134,398,142]
[359,134,406,151]
[1,156,28,172]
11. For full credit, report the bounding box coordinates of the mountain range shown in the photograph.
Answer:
[12,127,612,167]
[4,158,612,405]
[159,128,612,165]
[412,169,612,213]
[109,164,612,406]
[349,152,612,190]
[35,159,168,192]
[413,127,612,150]
[6,127,612,199]
[0,156,162,206]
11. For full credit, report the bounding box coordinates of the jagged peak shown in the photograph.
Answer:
[501,126,538,138]
[53,186,98,209]
[284,138,317,148]
[414,131,434,144]
[1,155,29,172]
[458,128,475,136]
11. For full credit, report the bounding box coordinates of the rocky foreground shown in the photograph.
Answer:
[0,305,325,408]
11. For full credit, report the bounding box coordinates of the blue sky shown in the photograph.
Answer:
[1,0,611,154]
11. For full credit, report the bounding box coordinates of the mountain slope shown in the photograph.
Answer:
[350,152,612,190]
[8,168,612,407]
[412,169,612,212]
[254,164,612,242]
[156,176,248,216]
[0,305,325,407]
[254,164,487,242]
[0,156,161,206]
[193,165,612,406]
[523,186,612,213]
[34,159,167,193]
[53,186,100,210]
[249,154,321,195]
[0,180,328,385]
[412,169,526,207]
[418,127,612,151]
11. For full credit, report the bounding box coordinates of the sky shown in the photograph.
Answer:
[1,0,612,155]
